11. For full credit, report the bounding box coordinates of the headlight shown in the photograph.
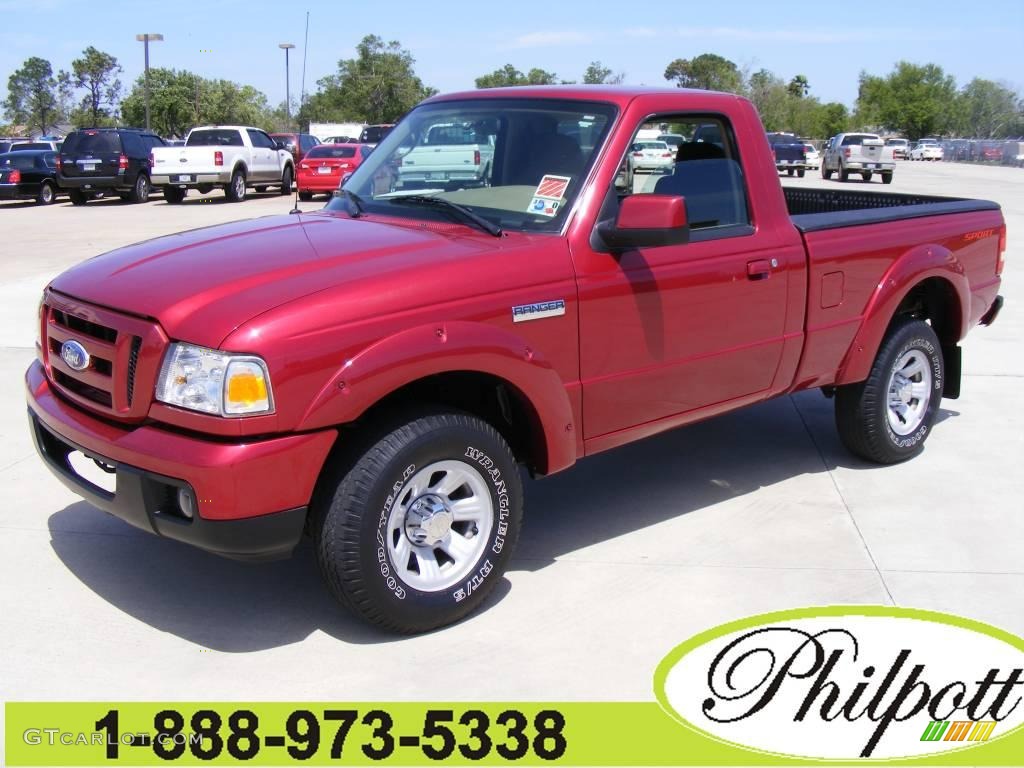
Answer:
[156,343,273,417]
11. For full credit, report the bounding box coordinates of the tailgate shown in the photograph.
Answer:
[60,131,122,179]
[855,138,885,162]
[403,146,476,171]
[152,147,221,175]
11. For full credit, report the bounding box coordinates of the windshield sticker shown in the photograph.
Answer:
[527,174,571,217]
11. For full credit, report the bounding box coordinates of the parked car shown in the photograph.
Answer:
[802,143,820,169]
[269,132,321,164]
[766,132,807,177]
[297,143,373,200]
[56,127,167,205]
[359,124,394,146]
[822,132,895,182]
[909,141,943,161]
[10,140,60,152]
[979,145,1003,162]
[150,125,295,203]
[25,86,1005,634]
[628,139,675,177]
[396,122,495,189]
[885,137,909,159]
[0,150,62,204]
[656,133,685,154]
[0,138,31,154]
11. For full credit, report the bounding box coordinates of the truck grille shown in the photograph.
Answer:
[42,290,167,422]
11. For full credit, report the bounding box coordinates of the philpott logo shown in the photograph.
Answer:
[654,607,1024,760]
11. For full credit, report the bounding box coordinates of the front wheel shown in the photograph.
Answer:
[835,318,944,464]
[314,411,523,633]
[279,165,293,194]
[225,170,246,202]
[37,181,56,205]
[129,173,150,203]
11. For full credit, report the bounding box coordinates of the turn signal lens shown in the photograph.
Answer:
[224,360,271,415]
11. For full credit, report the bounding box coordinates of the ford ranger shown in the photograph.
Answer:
[27,87,1006,634]
[150,125,294,203]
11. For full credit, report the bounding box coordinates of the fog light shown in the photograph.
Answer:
[177,488,195,519]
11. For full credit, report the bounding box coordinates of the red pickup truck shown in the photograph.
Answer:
[27,87,1005,633]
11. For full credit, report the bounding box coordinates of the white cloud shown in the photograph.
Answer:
[502,30,597,49]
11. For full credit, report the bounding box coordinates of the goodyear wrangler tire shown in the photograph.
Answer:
[314,411,523,633]
[835,318,944,464]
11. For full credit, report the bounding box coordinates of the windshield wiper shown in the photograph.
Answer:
[389,195,502,237]
[333,188,364,218]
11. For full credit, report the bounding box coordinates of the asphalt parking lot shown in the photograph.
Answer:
[1,163,1021,707]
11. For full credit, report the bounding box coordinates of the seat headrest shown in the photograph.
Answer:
[675,142,726,162]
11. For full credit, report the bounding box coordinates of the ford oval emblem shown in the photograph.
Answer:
[60,340,90,371]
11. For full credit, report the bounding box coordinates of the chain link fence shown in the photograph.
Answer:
[933,138,1024,166]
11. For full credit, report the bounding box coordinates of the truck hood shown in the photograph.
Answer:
[50,212,500,348]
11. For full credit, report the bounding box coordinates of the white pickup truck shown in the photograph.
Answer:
[821,132,896,184]
[150,125,294,203]
[396,122,494,189]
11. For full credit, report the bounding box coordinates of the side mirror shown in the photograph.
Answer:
[597,195,689,251]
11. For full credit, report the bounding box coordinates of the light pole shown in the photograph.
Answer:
[279,43,295,127]
[135,33,163,131]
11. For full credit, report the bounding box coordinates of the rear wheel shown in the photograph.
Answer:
[839,163,850,182]
[821,164,833,180]
[37,181,56,205]
[225,169,246,202]
[882,172,893,184]
[129,173,150,203]
[835,318,943,464]
[279,165,293,194]
[68,189,88,206]
[797,168,806,178]
[787,168,795,177]
[298,191,313,201]
[314,411,523,633]
[163,186,186,204]
[862,171,873,182]
[196,184,213,195]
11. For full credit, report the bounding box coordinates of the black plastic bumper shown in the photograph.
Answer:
[29,410,306,562]
[56,175,132,192]
[980,295,1003,326]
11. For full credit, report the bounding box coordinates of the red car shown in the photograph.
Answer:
[297,143,372,200]
[26,86,1005,634]
[269,132,320,164]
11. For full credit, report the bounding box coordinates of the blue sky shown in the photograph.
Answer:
[3,0,1022,111]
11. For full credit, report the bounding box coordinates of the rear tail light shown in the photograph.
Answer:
[662,152,673,158]
[632,151,643,158]
[118,153,128,171]
[9,169,21,183]
[214,151,223,166]
[149,152,154,166]
[473,149,481,165]
[300,163,309,170]
[55,156,62,172]
[997,225,1007,275]
[843,148,851,159]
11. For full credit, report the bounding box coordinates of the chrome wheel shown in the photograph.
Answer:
[233,174,245,199]
[886,349,932,435]
[385,460,493,592]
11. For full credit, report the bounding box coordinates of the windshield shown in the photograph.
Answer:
[327,98,617,233]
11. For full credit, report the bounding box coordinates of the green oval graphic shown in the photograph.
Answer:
[653,605,1024,762]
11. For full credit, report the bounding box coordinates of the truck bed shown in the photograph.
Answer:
[785,187,1000,232]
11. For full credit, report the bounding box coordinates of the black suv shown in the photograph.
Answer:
[57,128,166,204]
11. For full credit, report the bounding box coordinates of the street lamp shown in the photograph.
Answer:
[279,43,295,127]
[135,33,164,131]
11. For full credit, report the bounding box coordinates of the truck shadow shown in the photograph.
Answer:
[46,390,959,650]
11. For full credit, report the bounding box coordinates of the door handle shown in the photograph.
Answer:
[747,258,777,280]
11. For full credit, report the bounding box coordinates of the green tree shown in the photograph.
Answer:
[855,61,958,139]
[582,60,624,85]
[787,74,810,98]
[4,57,59,134]
[956,78,1020,138]
[65,46,123,127]
[301,35,435,124]
[664,53,743,93]
[747,69,790,131]
[475,65,560,88]
[120,69,272,137]
[815,102,850,138]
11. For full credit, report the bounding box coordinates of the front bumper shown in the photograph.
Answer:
[26,360,337,560]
